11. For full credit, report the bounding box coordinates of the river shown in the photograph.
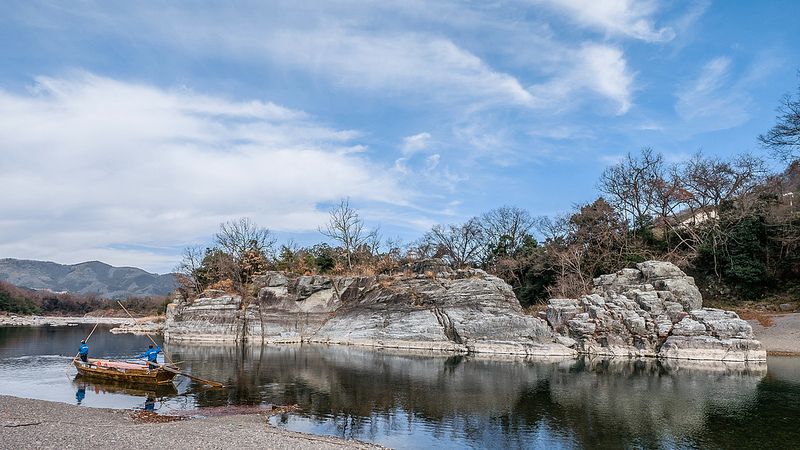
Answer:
[1,324,798,449]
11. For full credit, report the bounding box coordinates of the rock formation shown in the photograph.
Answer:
[165,259,766,362]
[165,260,575,357]
[545,261,766,361]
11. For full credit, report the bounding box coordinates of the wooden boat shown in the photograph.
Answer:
[73,359,178,386]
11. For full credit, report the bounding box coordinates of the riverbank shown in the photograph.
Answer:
[0,315,134,327]
[748,313,800,356]
[0,395,382,450]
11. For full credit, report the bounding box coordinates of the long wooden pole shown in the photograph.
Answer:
[66,321,100,369]
[116,301,224,388]
[116,301,176,366]
[150,361,225,388]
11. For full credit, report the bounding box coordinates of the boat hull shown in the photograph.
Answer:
[73,359,177,386]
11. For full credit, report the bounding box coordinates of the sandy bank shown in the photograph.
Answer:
[0,315,133,327]
[0,395,382,450]
[748,313,800,355]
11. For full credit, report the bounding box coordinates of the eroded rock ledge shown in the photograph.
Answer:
[545,261,766,361]
[164,260,766,362]
[165,260,573,357]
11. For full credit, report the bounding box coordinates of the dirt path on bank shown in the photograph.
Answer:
[0,395,383,450]
[747,313,800,355]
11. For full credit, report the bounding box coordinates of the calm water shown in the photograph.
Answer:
[1,325,799,449]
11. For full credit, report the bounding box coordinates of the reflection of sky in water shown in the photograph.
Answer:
[1,325,799,449]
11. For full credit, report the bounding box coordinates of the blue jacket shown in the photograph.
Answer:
[78,343,89,356]
[137,346,161,363]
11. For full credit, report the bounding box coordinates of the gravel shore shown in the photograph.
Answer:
[748,313,800,355]
[0,395,383,450]
[0,315,133,327]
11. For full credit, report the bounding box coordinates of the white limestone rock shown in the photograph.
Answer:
[164,262,576,357]
[545,260,766,362]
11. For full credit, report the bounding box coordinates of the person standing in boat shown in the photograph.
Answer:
[78,340,89,362]
[137,344,161,370]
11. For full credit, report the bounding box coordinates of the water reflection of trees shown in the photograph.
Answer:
[166,342,779,448]
[0,325,149,359]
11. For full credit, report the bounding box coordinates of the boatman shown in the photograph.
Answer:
[78,340,89,362]
[137,344,161,370]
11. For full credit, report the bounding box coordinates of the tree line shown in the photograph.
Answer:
[0,281,169,316]
[178,80,800,306]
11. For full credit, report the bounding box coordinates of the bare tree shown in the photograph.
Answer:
[599,148,665,229]
[319,198,375,269]
[215,218,275,261]
[176,245,206,296]
[214,218,275,286]
[546,198,628,297]
[423,218,486,268]
[479,206,536,257]
[365,226,382,256]
[677,153,768,279]
[679,153,767,212]
[759,79,800,162]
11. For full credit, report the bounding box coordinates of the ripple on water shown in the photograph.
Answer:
[1,325,799,450]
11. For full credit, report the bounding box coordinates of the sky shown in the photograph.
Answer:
[1,0,799,274]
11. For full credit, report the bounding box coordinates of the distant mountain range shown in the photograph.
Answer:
[0,258,177,299]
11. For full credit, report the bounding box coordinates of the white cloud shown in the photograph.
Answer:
[401,132,432,155]
[674,57,750,131]
[598,153,624,165]
[28,2,640,114]
[424,154,441,171]
[529,0,675,42]
[530,44,635,114]
[0,73,408,272]
[261,29,537,108]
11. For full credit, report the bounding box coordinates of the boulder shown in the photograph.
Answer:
[671,318,706,336]
[636,260,686,279]
[546,299,583,332]
[545,260,766,362]
[294,275,333,300]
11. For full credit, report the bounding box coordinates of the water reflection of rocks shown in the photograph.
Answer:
[166,343,774,448]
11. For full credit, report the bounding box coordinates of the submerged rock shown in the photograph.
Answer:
[546,261,766,361]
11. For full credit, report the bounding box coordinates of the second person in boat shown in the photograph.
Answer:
[137,344,161,370]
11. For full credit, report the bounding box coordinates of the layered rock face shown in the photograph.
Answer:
[545,261,766,361]
[165,292,244,341]
[165,260,765,361]
[165,261,574,357]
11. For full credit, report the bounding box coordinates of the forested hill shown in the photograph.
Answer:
[0,258,177,299]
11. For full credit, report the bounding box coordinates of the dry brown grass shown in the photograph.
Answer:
[523,303,548,316]
[130,411,185,423]
[378,277,395,289]
[736,309,775,327]
[207,279,235,292]
[767,350,800,356]
[135,315,165,323]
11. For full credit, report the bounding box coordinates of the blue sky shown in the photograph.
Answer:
[1,0,798,273]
